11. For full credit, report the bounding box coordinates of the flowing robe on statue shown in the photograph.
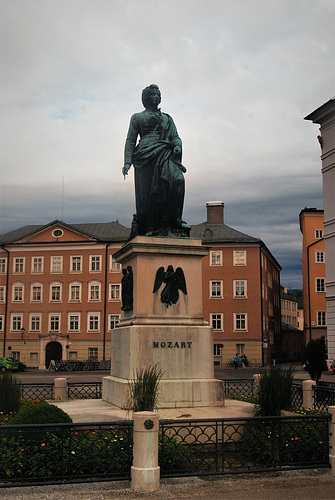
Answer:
[124,109,185,236]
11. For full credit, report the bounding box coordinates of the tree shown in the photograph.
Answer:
[303,336,327,383]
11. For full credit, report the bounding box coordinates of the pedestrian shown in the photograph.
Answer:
[271,350,277,367]
[234,353,240,369]
[241,354,248,368]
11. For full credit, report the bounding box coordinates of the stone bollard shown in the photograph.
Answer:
[131,411,160,492]
[302,379,315,409]
[54,378,68,401]
[329,406,335,475]
[253,373,261,395]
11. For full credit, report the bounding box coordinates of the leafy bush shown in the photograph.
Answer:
[303,336,327,383]
[128,364,163,412]
[0,372,21,414]
[0,426,132,481]
[255,366,294,416]
[10,401,72,425]
[159,435,192,471]
[240,417,328,465]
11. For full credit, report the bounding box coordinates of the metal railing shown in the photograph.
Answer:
[160,414,330,477]
[0,420,133,487]
[0,414,331,487]
[21,383,54,401]
[313,385,335,412]
[223,379,254,399]
[68,382,102,399]
[291,382,303,407]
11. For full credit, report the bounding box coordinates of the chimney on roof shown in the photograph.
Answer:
[206,201,224,224]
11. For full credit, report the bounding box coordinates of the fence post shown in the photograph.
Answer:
[253,374,260,395]
[131,411,160,492]
[302,379,315,409]
[329,406,335,475]
[54,378,68,401]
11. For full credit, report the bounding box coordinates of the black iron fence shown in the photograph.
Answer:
[68,382,102,399]
[314,385,335,412]
[291,383,303,407]
[20,382,103,401]
[0,420,133,487]
[160,415,331,477]
[223,379,254,399]
[0,415,331,487]
[21,383,54,401]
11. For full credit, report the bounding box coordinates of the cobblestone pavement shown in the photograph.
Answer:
[2,470,334,500]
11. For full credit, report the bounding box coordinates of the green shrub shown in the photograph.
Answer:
[0,427,132,481]
[303,336,327,383]
[10,401,72,425]
[0,372,21,415]
[240,418,328,465]
[128,364,163,412]
[159,435,192,471]
[255,366,294,416]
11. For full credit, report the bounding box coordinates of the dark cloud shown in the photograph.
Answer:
[1,0,334,291]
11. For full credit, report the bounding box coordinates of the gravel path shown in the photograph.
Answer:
[2,470,334,500]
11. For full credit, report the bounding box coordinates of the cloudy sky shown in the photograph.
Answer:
[1,0,334,288]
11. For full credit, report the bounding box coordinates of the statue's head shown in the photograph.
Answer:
[142,84,161,109]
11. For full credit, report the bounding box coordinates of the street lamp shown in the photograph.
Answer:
[21,327,26,344]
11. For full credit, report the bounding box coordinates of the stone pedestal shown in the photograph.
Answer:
[102,236,224,408]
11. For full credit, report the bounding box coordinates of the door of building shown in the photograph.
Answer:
[45,341,62,368]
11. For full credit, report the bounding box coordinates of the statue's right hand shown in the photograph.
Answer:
[122,164,131,177]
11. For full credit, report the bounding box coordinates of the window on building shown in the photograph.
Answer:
[110,257,122,272]
[213,344,222,356]
[11,351,20,361]
[30,352,38,361]
[30,315,41,332]
[233,250,246,266]
[14,257,25,273]
[32,257,43,273]
[69,283,81,301]
[11,314,22,331]
[69,351,77,360]
[88,347,98,359]
[31,284,42,302]
[0,315,4,331]
[90,255,101,272]
[110,283,121,301]
[88,314,100,332]
[316,278,325,293]
[210,313,223,331]
[210,280,223,298]
[0,258,7,273]
[68,314,80,332]
[234,313,247,331]
[89,282,101,301]
[268,273,273,289]
[51,256,63,273]
[236,343,246,356]
[0,286,5,302]
[315,251,325,263]
[49,315,60,332]
[210,251,222,266]
[71,256,82,272]
[109,314,120,330]
[12,283,24,302]
[317,311,326,326]
[315,229,323,239]
[50,284,61,301]
[234,280,247,297]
